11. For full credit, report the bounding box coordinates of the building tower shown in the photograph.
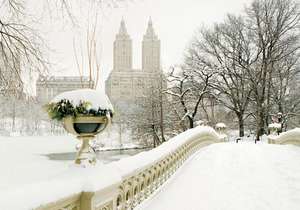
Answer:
[142,18,161,72]
[113,19,132,71]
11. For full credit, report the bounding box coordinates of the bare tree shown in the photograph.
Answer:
[269,53,300,129]
[73,13,101,89]
[129,73,169,147]
[0,0,132,136]
[182,0,300,139]
[0,0,130,96]
[245,0,300,140]
[166,66,213,129]
[187,15,254,137]
[0,0,47,95]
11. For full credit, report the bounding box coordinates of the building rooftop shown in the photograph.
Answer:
[37,76,92,83]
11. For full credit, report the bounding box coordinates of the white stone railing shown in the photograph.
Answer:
[268,128,300,146]
[3,126,222,210]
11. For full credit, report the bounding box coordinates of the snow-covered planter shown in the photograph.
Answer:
[215,123,227,141]
[268,123,282,135]
[195,120,205,126]
[268,128,300,146]
[45,89,114,165]
[46,89,114,121]
[216,122,226,129]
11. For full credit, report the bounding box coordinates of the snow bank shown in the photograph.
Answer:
[51,89,114,111]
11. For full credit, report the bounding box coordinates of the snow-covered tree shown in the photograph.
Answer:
[129,73,172,147]
[186,15,253,137]
[166,66,213,129]
[245,0,300,140]
[183,0,300,139]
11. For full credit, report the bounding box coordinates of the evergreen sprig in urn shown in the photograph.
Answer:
[45,89,114,166]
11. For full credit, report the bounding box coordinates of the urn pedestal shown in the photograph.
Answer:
[63,115,109,165]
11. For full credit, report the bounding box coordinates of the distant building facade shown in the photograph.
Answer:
[105,19,164,110]
[36,76,94,104]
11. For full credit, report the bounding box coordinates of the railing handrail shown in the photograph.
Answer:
[112,126,221,179]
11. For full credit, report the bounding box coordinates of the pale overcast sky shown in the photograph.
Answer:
[40,0,253,86]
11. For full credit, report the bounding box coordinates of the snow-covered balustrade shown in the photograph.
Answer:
[6,126,221,210]
[268,128,300,146]
[111,126,222,210]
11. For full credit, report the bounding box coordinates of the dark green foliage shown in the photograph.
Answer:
[45,99,113,121]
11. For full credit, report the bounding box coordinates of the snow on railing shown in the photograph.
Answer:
[1,126,223,210]
[268,128,300,146]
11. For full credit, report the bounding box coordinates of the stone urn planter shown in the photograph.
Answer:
[268,123,282,135]
[63,115,110,165]
[45,89,114,166]
[268,123,282,144]
[215,122,227,141]
[215,122,227,133]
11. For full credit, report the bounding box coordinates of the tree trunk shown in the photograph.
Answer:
[12,100,16,132]
[188,117,194,129]
[118,123,123,147]
[151,124,160,147]
[159,81,166,142]
[255,107,265,141]
[237,114,245,137]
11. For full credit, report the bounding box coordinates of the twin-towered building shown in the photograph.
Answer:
[105,19,163,109]
[36,18,163,111]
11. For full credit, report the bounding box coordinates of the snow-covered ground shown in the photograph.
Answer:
[138,142,300,210]
[0,126,218,210]
[0,135,77,191]
[226,129,269,143]
[0,134,145,210]
[0,134,140,191]
[1,130,300,210]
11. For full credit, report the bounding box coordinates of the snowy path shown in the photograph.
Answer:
[138,142,300,210]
